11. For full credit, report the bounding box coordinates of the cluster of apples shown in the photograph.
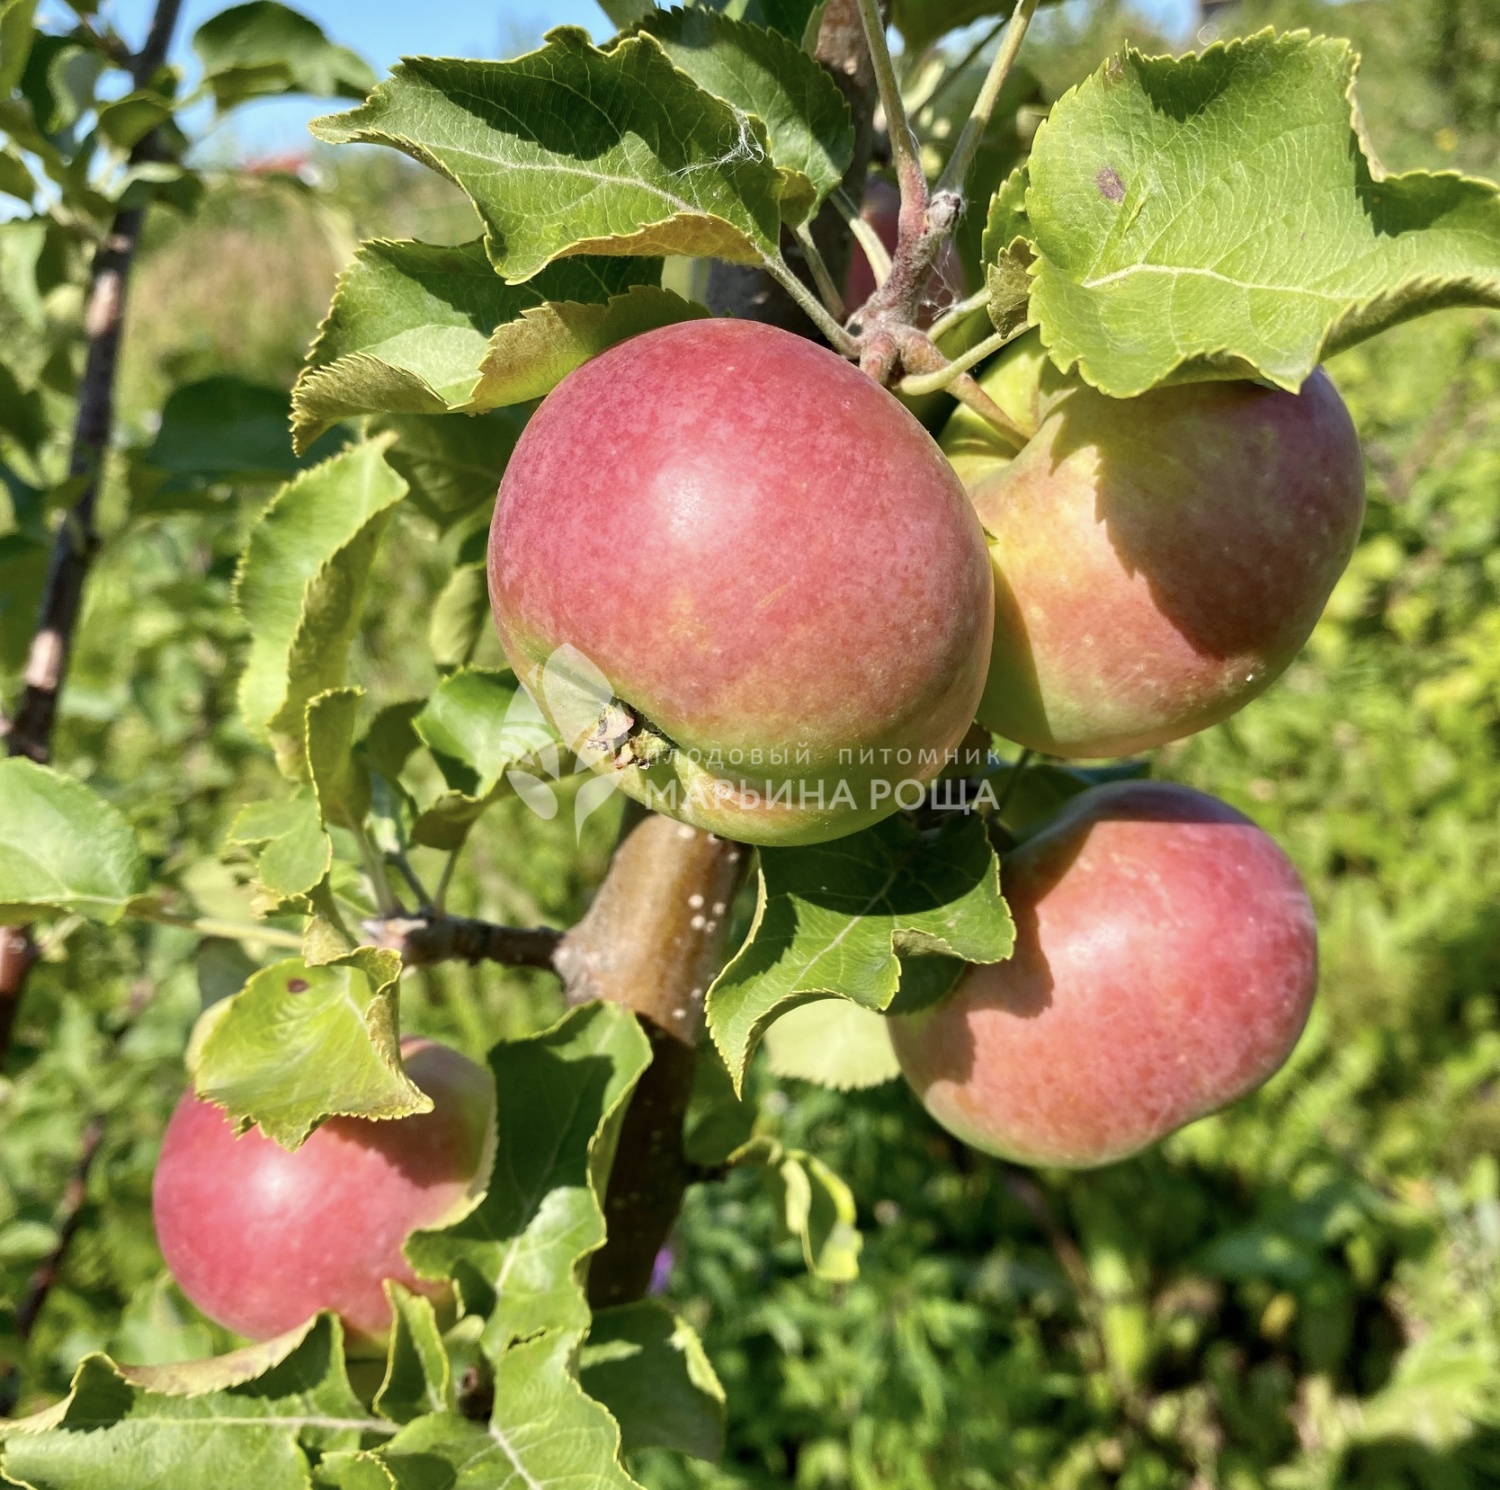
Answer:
[153,195,1363,1343]
[489,228,1362,1168]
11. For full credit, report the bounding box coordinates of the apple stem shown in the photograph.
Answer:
[949,371,1031,448]
[833,185,893,287]
[895,324,1023,396]
[794,222,848,321]
[763,253,861,354]
[355,823,403,917]
[926,284,993,342]
[937,0,1041,201]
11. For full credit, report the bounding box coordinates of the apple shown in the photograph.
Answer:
[889,780,1317,1168]
[844,177,964,326]
[489,317,994,845]
[153,1039,494,1343]
[940,334,1366,757]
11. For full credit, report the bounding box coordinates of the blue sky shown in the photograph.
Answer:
[96,0,1198,157]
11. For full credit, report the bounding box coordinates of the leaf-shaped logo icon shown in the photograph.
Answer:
[539,643,620,767]
[504,644,626,839]
[505,769,560,820]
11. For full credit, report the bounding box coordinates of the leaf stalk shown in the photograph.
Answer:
[937,0,1040,200]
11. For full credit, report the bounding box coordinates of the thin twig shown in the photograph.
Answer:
[0,1118,104,1414]
[1,972,155,1410]
[918,17,1007,118]
[794,222,847,320]
[365,914,564,970]
[853,0,924,211]
[433,850,460,916]
[937,0,1040,199]
[389,850,433,911]
[354,824,402,918]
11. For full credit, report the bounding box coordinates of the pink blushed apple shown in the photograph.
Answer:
[890,781,1318,1168]
[941,336,1366,757]
[153,1040,494,1343]
[489,318,994,844]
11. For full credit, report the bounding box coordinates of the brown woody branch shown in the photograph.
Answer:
[366,914,564,970]
[0,0,184,1069]
[560,813,748,1306]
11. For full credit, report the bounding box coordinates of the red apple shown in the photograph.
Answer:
[153,1040,494,1343]
[845,178,964,326]
[940,336,1365,757]
[489,317,994,844]
[890,781,1317,1168]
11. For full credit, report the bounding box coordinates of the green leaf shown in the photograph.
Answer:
[707,812,1014,1087]
[0,759,147,924]
[980,164,1033,332]
[95,90,173,149]
[22,34,103,134]
[1023,33,1500,397]
[405,1002,652,1353]
[0,146,34,203]
[310,29,787,280]
[744,1143,862,1281]
[409,669,564,850]
[250,792,332,901]
[413,669,545,796]
[188,948,429,1149]
[372,411,521,531]
[192,1,375,111]
[762,996,901,1090]
[428,563,489,670]
[359,700,426,784]
[373,1284,454,1426]
[135,377,342,500]
[468,284,708,409]
[359,1330,639,1488]
[234,438,408,773]
[291,238,657,450]
[0,1317,379,1490]
[579,1301,726,1461]
[0,0,39,96]
[637,6,853,222]
[307,687,370,832]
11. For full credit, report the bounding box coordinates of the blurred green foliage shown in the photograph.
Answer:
[5,1,1500,1486]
